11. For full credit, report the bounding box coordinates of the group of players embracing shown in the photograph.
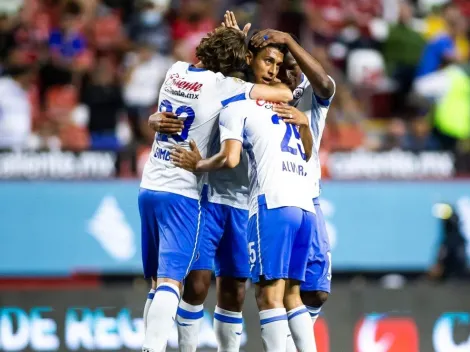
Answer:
[139,10,335,352]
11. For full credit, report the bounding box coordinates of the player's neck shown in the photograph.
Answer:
[194,62,205,69]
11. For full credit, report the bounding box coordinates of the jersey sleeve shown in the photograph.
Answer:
[293,74,336,108]
[218,102,246,144]
[216,76,255,108]
[313,75,336,107]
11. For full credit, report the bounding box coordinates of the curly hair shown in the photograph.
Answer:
[196,27,248,76]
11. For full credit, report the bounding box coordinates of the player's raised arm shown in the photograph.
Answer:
[273,104,313,162]
[252,29,334,99]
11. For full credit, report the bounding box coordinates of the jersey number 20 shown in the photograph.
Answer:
[271,114,306,161]
[156,100,196,142]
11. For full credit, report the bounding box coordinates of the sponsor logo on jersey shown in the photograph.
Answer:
[255,99,280,109]
[165,74,203,92]
[354,314,419,352]
[433,312,470,352]
[164,74,202,99]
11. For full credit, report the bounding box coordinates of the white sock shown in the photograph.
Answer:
[259,308,288,352]
[213,306,243,352]
[306,306,321,324]
[144,289,156,331]
[176,300,204,352]
[286,330,297,352]
[287,306,316,352]
[142,283,180,352]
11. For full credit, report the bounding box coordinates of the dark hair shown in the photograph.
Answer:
[248,31,289,57]
[6,64,33,78]
[63,1,82,16]
[196,27,248,76]
[226,63,255,83]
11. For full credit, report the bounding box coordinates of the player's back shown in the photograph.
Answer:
[220,99,315,216]
[141,61,253,200]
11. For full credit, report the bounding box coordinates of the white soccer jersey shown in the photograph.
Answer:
[140,61,254,199]
[206,128,249,210]
[292,74,335,198]
[219,99,315,217]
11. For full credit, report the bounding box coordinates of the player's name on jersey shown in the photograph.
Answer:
[328,150,455,179]
[0,151,116,179]
[282,160,307,177]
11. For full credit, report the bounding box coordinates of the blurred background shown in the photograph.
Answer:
[0,0,469,351]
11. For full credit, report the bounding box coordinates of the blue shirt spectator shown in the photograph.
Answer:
[48,30,86,59]
[416,34,456,77]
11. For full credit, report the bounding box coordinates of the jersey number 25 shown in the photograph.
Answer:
[271,114,306,161]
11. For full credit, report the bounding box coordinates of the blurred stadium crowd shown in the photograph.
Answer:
[1,0,470,175]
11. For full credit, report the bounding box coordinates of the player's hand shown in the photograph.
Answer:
[251,29,290,48]
[221,10,251,37]
[170,140,202,172]
[273,105,309,127]
[148,112,184,134]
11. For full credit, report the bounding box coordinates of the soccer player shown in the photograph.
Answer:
[152,33,290,352]
[172,80,317,351]
[139,27,293,352]
[251,29,335,352]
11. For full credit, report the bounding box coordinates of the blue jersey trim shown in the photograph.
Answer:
[314,93,331,107]
[221,92,246,107]
[188,65,208,72]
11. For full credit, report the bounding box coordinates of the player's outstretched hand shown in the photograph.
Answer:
[221,10,251,37]
[148,112,184,134]
[251,29,290,48]
[273,104,309,127]
[170,140,202,172]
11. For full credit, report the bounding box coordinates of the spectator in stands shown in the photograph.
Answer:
[126,0,171,55]
[383,0,426,112]
[0,64,34,150]
[380,118,407,151]
[82,56,123,151]
[40,1,88,94]
[402,116,439,152]
[172,0,216,62]
[416,3,466,78]
[122,40,171,144]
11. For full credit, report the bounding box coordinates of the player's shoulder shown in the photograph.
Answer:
[221,98,252,113]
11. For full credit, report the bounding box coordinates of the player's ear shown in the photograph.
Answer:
[246,51,253,65]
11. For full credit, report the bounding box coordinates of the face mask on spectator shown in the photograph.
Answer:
[141,10,162,26]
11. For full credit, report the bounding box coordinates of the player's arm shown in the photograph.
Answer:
[251,29,334,99]
[171,102,246,171]
[171,139,242,172]
[273,104,313,162]
[148,112,184,134]
[250,82,293,103]
[219,76,293,107]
